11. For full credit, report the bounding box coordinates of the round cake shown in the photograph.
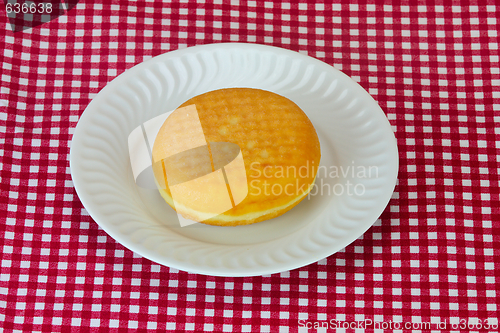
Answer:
[151,88,321,226]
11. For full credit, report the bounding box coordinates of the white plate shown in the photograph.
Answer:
[70,43,398,277]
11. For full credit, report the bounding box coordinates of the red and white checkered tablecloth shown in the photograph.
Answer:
[1,1,499,332]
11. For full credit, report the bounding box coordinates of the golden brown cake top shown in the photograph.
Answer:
[152,88,321,225]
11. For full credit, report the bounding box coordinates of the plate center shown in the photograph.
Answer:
[136,128,338,245]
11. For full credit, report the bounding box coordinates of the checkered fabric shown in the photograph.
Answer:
[1,1,499,332]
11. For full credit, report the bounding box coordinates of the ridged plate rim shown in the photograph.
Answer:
[70,43,398,277]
